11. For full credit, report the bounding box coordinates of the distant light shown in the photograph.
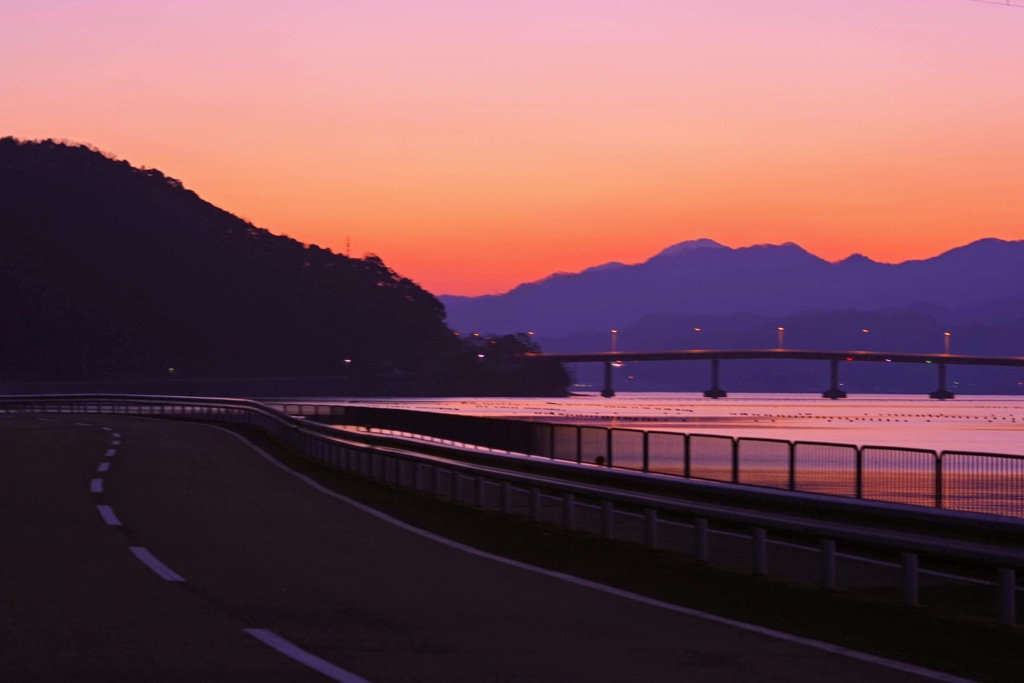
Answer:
[477,354,485,358]
[845,357,853,361]
[167,367,175,374]
[944,331,951,337]
[694,327,702,332]
[925,360,933,364]
[528,331,535,335]
[861,329,869,333]
[777,326,784,331]
[344,359,352,364]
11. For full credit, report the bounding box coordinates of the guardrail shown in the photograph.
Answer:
[3,393,1023,627]
[270,403,1024,520]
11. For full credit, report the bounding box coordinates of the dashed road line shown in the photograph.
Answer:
[244,629,372,683]
[129,547,186,582]
[89,478,104,493]
[104,448,117,458]
[111,440,122,446]
[96,505,122,526]
[97,462,111,473]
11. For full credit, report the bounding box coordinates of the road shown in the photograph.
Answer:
[0,413,962,682]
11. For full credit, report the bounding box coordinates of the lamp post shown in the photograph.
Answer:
[777,326,785,349]
[611,329,618,353]
[944,331,951,354]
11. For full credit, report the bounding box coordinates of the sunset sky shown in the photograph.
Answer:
[3,1,1023,295]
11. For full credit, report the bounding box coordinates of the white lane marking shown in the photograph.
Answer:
[214,427,973,683]
[90,478,104,493]
[111,440,122,446]
[97,505,121,526]
[102,427,113,432]
[97,462,111,473]
[75,422,94,427]
[104,448,117,458]
[129,547,186,582]
[111,432,121,439]
[244,629,371,683]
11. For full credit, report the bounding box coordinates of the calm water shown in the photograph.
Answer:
[314,392,1024,456]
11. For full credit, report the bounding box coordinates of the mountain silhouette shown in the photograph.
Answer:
[0,137,567,396]
[442,237,1024,337]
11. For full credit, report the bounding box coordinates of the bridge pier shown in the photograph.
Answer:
[703,358,727,399]
[601,361,615,398]
[929,362,955,400]
[822,358,847,399]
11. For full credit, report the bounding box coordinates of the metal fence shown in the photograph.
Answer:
[302,404,1024,520]
[3,393,1022,627]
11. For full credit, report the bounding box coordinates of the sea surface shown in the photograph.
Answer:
[311,392,1024,457]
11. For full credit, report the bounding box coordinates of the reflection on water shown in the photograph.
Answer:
[316,392,1024,456]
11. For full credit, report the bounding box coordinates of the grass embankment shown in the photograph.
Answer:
[231,424,1022,683]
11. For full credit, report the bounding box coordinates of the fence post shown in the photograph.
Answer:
[563,494,576,530]
[601,501,614,540]
[576,426,583,465]
[501,482,513,514]
[902,552,919,606]
[752,528,768,576]
[529,488,542,521]
[684,435,691,479]
[549,424,556,460]
[474,476,486,508]
[451,474,461,503]
[998,568,1017,626]
[788,442,796,491]
[935,453,944,509]
[855,447,864,499]
[433,468,444,497]
[644,509,658,549]
[694,517,709,562]
[820,540,837,590]
[731,438,740,484]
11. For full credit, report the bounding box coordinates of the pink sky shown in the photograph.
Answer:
[3,1,1023,295]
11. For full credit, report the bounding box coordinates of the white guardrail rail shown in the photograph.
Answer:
[3,393,1023,627]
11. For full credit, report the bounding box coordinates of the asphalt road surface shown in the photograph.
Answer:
[0,413,965,682]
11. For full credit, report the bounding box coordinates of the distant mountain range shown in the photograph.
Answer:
[442,237,1024,337]
[441,237,1024,393]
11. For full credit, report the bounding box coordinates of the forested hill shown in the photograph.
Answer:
[0,138,567,395]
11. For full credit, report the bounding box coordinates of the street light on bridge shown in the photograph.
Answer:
[777,326,785,349]
[945,331,951,354]
[610,329,624,367]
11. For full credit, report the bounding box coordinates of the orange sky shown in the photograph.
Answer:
[3,1,1023,295]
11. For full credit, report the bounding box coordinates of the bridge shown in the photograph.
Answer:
[525,349,1024,399]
